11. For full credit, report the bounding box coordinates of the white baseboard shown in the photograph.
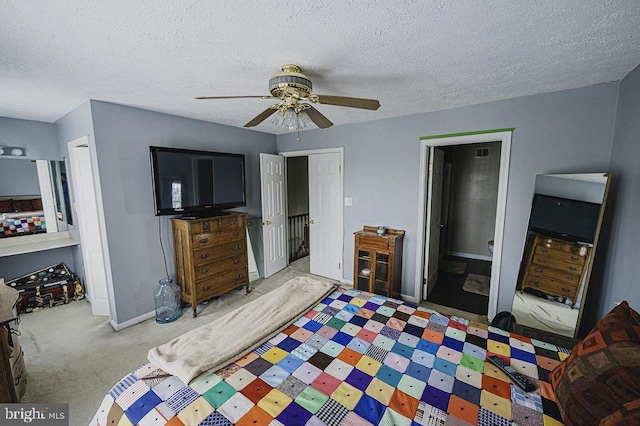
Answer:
[110,310,156,331]
[448,251,493,262]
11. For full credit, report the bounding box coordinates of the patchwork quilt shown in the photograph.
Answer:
[91,288,570,425]
[0,214,46,237]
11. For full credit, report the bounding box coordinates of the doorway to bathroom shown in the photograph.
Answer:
[424,141,502,316]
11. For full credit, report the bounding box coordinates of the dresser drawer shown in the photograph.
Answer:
[196,267,249,302]
[523,275,578,300]
[193,253,247,281]
[193,240,246,265]
[219,215,245,231]
[191,219,221,235]
[193,229,245,247]
[534,245,586,264]
[527,264,581,285]
[531,254,585,274]
[356,234,390,251]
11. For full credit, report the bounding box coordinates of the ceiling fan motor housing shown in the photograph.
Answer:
[269,64,313,99]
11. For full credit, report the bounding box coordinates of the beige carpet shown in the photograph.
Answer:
[17,258,330,426]
[462,273,491,296]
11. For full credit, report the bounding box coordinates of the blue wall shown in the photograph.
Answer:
[584,64,640,332]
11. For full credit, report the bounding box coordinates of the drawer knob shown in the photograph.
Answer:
[534,267,542,273]
[200,253,209,259]
[201,268,209,274]
[202,286,210,291]
[235,274,243,279]
[198,237,209,244]
[203,223,211,231]
[569,266,577,271]
[233,259,240,264]
[562,287,570,292]
[232,231,239,237]
[233,245,241,250]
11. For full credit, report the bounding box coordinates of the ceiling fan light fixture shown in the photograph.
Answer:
[271,108,311,132]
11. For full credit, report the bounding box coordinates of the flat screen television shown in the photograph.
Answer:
[528,194,601,243]
[149,146,246,216]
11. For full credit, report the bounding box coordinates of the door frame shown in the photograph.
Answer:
[67,135,116,321]
[414,129,513,321]
[279,147,345,281]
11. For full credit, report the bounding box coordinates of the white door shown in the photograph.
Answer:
[424,147,445,298]
[260,153,287,277]
[308,153,342,281]
[68,137,110,316]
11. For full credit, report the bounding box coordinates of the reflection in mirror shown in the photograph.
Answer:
[512,173,610,339]
[0,158,73,241]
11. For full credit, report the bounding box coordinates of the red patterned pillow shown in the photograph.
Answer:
[550,301,640,425]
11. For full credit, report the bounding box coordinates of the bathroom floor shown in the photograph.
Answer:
[427,255,491,316]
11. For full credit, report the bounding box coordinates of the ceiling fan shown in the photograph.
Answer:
[196,64,380,130]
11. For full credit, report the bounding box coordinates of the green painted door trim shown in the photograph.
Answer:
[419,128,515,141]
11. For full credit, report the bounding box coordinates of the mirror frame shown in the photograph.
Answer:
[513,172,611,340]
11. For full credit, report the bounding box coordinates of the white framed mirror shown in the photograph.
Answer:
[511,173,610,340]
[0,158,75,254]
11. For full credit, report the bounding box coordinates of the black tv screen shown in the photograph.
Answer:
[528,194,600,243]
[150,146,246,216]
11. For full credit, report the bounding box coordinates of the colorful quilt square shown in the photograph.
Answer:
[387,389,420,420]
[310,372,342,395]
[201,380,236,408]
[277,336,303,353]
[275,401,313,425]
[433,356,457,377]
[324,358,354,381]
[290,342,318,361]
[336,347,363,366]
[365,378,395,405]
[217,392,253,423]
[260,365,289,387]
[176,397,214,425]
[346,337,371,354]
[355,356,382,376]
[404,360,431,381]
[257,389,292,417]
[294,385,329,414]
[320,340,346,358]
[315,398,349,426]
[124,390,162,424]
[331,381,363,409]
[448,394,480,425]
[276,375,307,399]
[384,351,410,373]
[353,393,386,425]
[344,368,373,392]
[411,349,435,368]
[421,385,450,412]
[396,374,426,399]
[376,364,403,387]
[292,362,322,384]
[428,368,455,393]
[451,378,481,405]
[240,378,272,404]
[390,342,415,359]
[225,368,256,391]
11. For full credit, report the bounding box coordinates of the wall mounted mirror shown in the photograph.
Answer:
[0,158,73,244]
[511,173,610,340]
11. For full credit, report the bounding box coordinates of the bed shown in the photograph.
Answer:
[90,277,583,426]
[0,196,46,237]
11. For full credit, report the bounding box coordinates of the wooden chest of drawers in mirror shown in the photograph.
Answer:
[521,235,591,303]
[172,213,249,317]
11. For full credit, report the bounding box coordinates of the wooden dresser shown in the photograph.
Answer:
[171,213,250,317]
[0,280,26,402]
[354,226,404,298]
[520,234,591,303]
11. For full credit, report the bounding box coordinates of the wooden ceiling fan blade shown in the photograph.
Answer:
[244,107,277,127]
[315,94,380,110]
[306,106,333,129]
[195,95,273,100]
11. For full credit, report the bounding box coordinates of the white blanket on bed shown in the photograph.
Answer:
[147,276,336,384]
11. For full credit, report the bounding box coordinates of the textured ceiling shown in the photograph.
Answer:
[1,1,639,134]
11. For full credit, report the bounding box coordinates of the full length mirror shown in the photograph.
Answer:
[0,158,73,241]
[511,173,610,339]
